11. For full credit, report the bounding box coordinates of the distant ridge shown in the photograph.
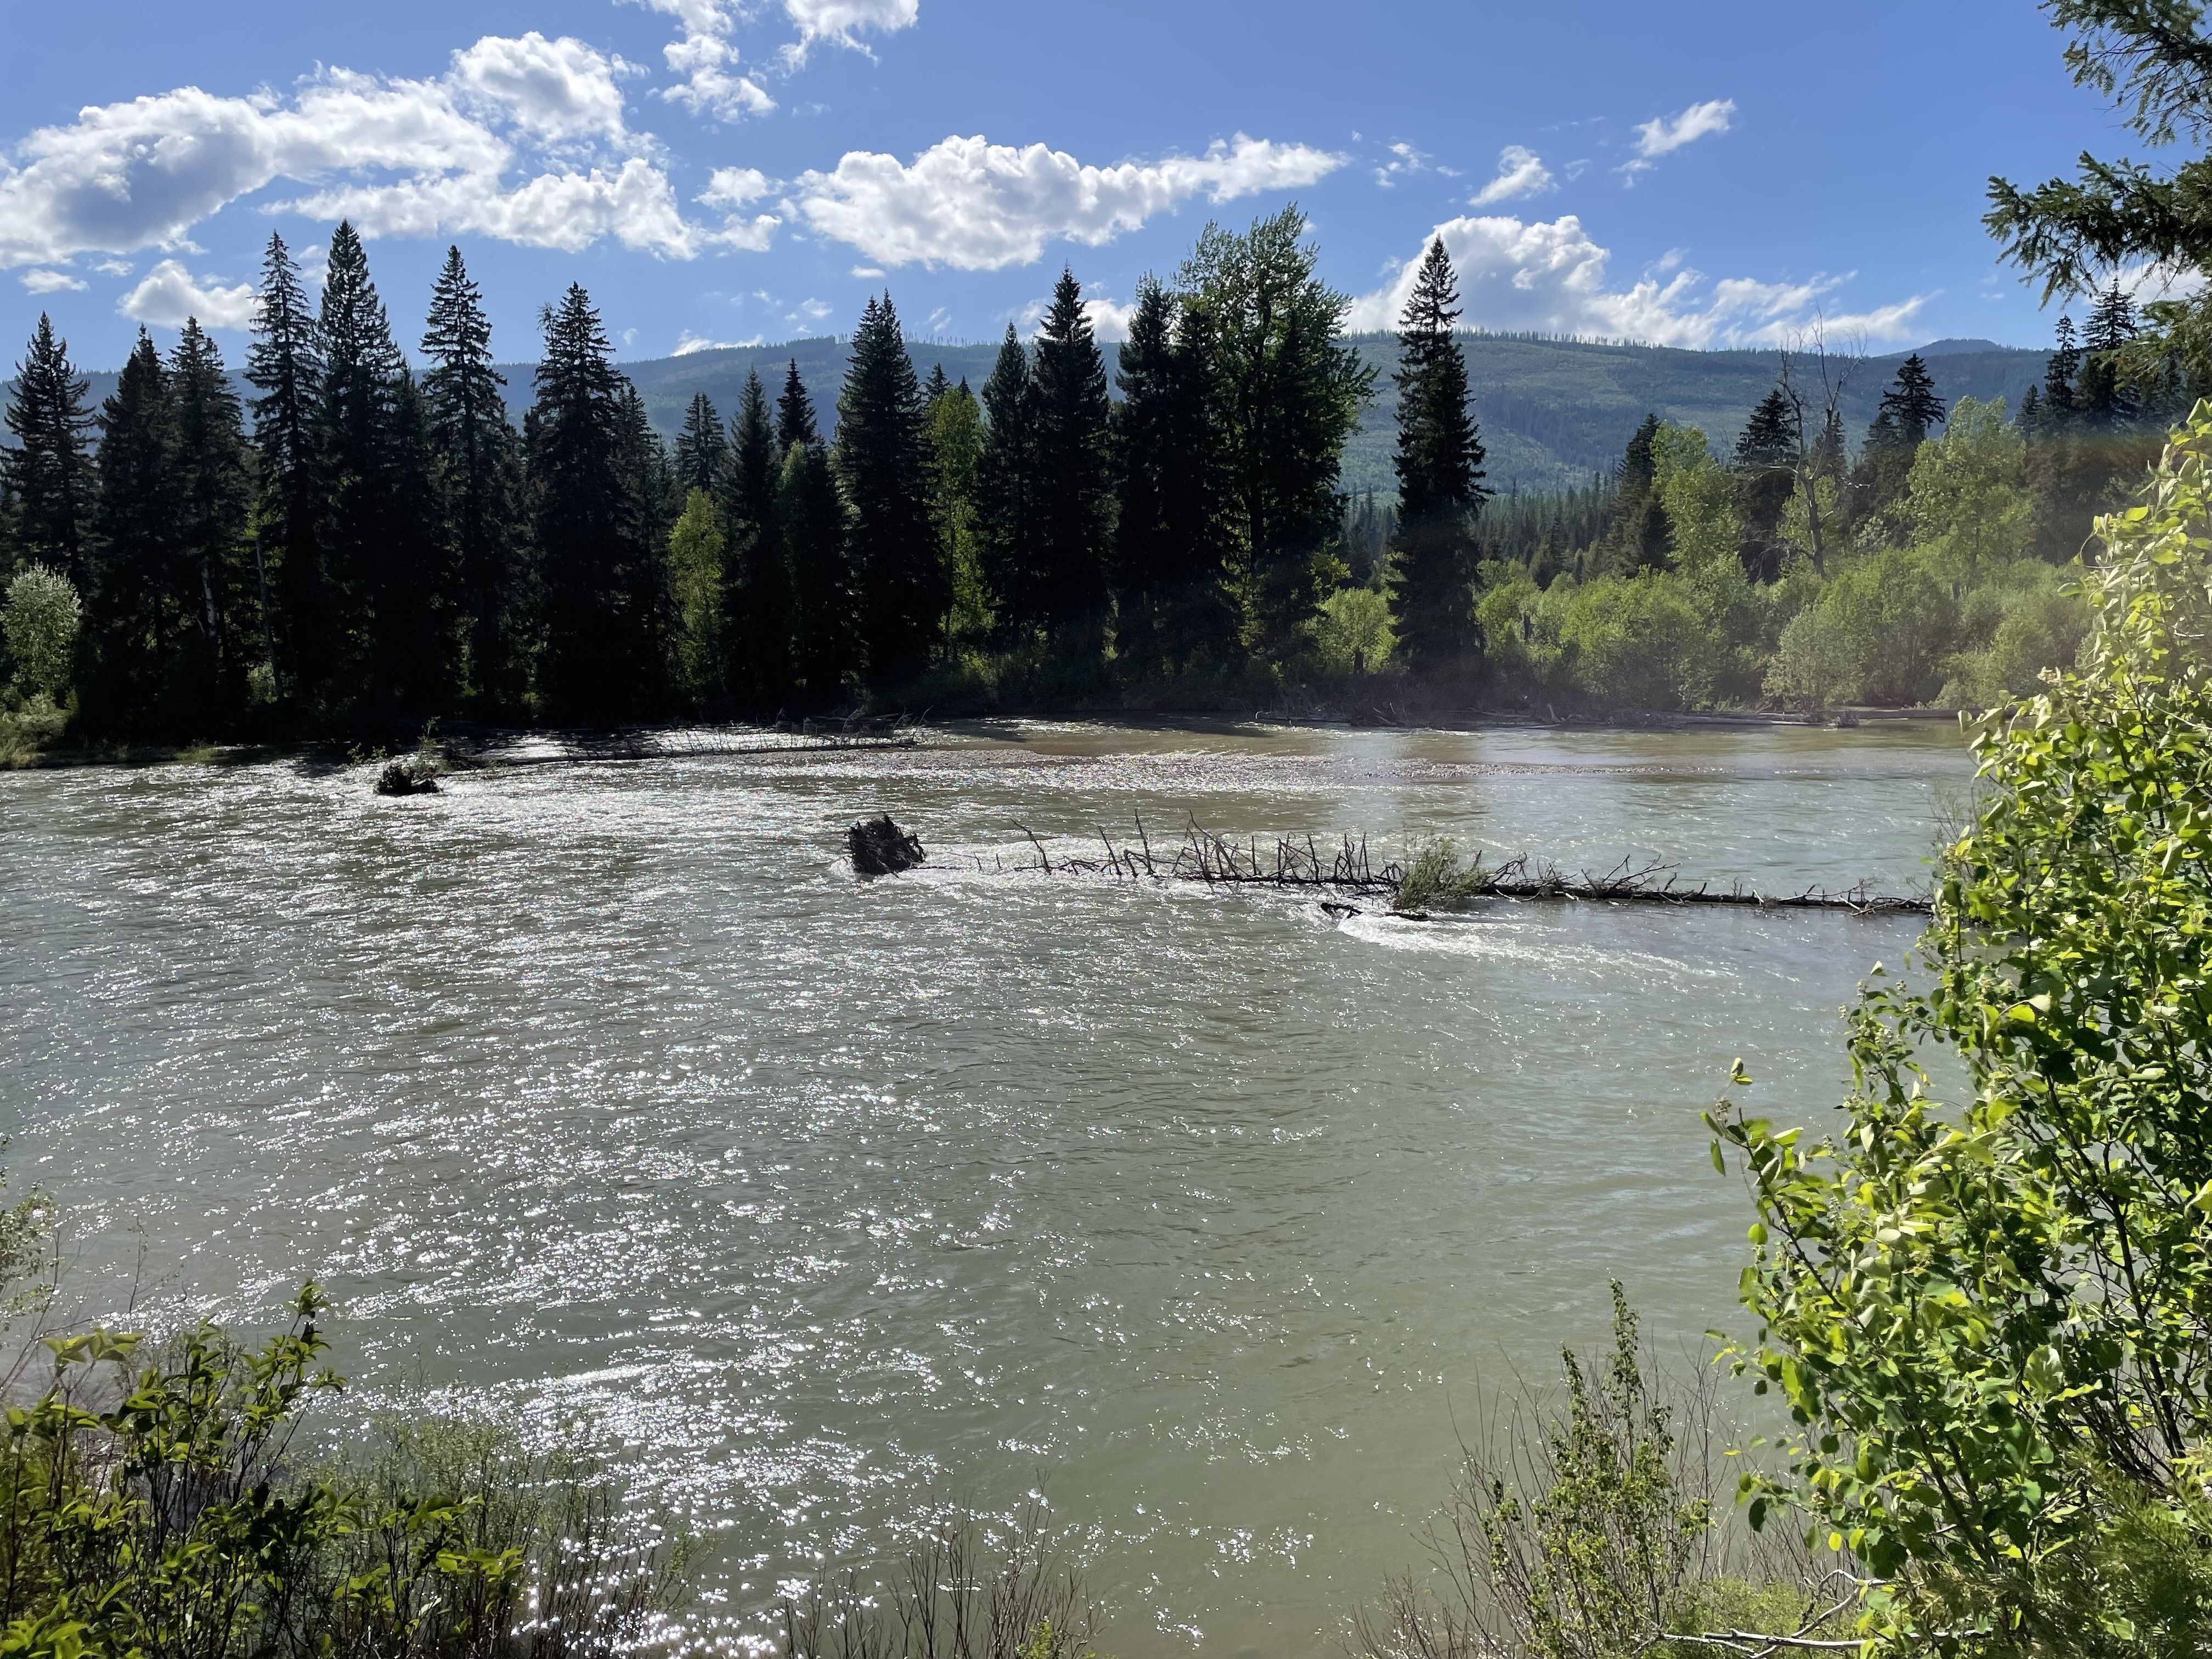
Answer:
[608,331,2049,496]
[15,332,2049,500]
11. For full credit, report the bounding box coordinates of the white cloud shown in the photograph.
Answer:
[1375,141,1427,188]
[782,0,919,60]
[695,166,780,249]
[1470,144,1554,207]
[790,132,1344,269]
[19,268,87,293]
[1346,214,1927,348]
[278,157,697,256]
[672,329,761,353]
[1622,99,1735,179]
[91,257,133,275]
[0,37,720,269]
[447,32,634,147]
[1081,294,1136,341]
[850,263,884,277]
[116,258,257,328]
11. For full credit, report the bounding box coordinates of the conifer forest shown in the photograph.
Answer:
[0,201,2161,752]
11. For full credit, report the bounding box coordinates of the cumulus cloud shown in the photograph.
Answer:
[117,258,257,328]
[278,158,695,255]
[1346,214,1926,348]
[1470,145,1554,207]
[1081,294,1136,341]
[1375,141,1428,188]
[631,0,911,116]
[790,132,1344,269]
[0,36,725,269]
[447,32,635,147]
[696,166,778,250]
[19,268,87,293]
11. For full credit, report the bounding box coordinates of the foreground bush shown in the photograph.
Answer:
[1712,408,2212,1651]
[0,1286,679,1658]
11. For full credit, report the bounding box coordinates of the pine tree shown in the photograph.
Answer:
[721,369,792,709]
[775,370,853,706]
[1877,354,1946,446]
[245,231,323,688]
[836,295,942,688]
[676,391,727,496]
[317,222,451,720]
[1111,278,1228,673]
[421,246,522,712]
[2080,281,2141,426]
[2042,314,2083,421]
[168,319,253,706]
[1027,269,1114,645]
[776,358,818,453]
[83,333,183,726]
[529,283,641,721]
[2,315,95,587]
[1630,489,1674,574]
[616,381,675,709]
[1734,390,1796,580]
[977,325,1040,634]
[1386,239,1487,671]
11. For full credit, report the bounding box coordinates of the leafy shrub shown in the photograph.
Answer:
[1559,574,1711,710]
[1313,585,1396,676]
[0,1285,681,1658]
[1357,1285,1826,1659]
[1709,411,2212,1652]
[1763,605,1854,713]
[2,565,80,702]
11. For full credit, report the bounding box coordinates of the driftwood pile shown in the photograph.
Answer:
[849,814,926,876]
[990,816,1931,916]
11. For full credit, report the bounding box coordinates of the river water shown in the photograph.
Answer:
[0,720,1967,1656]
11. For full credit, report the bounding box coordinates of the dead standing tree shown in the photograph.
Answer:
[1772,324,1865,578]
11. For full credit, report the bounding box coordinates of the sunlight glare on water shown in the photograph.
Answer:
[0,719,1970,1657]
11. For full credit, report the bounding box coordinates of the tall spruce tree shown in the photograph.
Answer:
[1734,389,1797,580]
[83,334,186,727]
[775,363,853,705]
[721,369,792,709]
[1877,354,1946,446]
[976,325,1041,635]
[616,381,676,709]
[245,231,323,690]
[2080,280,2142,426]
[315,222,450,720]
[529,284,645,722]
[676,392,727,496]
[1178,207,1371,661]
[421,246,522,712]
[1112,277,1227,673]
[835,295,941,688]
[1026,269,1114,642]
[168,318,253,705]
[2,315,95,587]
[1386,239,1486,672]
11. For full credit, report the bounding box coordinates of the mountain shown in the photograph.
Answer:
[14,334,2049,501]
[616,332,2050,498]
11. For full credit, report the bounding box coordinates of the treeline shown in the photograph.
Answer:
[2,205,1481,742]
[1464,283,2168,712]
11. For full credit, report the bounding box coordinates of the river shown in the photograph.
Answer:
[0,719,1968,1656]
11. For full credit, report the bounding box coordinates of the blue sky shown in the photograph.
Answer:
[0,0,2147,372]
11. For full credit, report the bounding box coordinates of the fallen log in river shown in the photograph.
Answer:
[992,816,1932,916]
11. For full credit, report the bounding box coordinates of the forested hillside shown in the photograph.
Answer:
[618,333,2047,497]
